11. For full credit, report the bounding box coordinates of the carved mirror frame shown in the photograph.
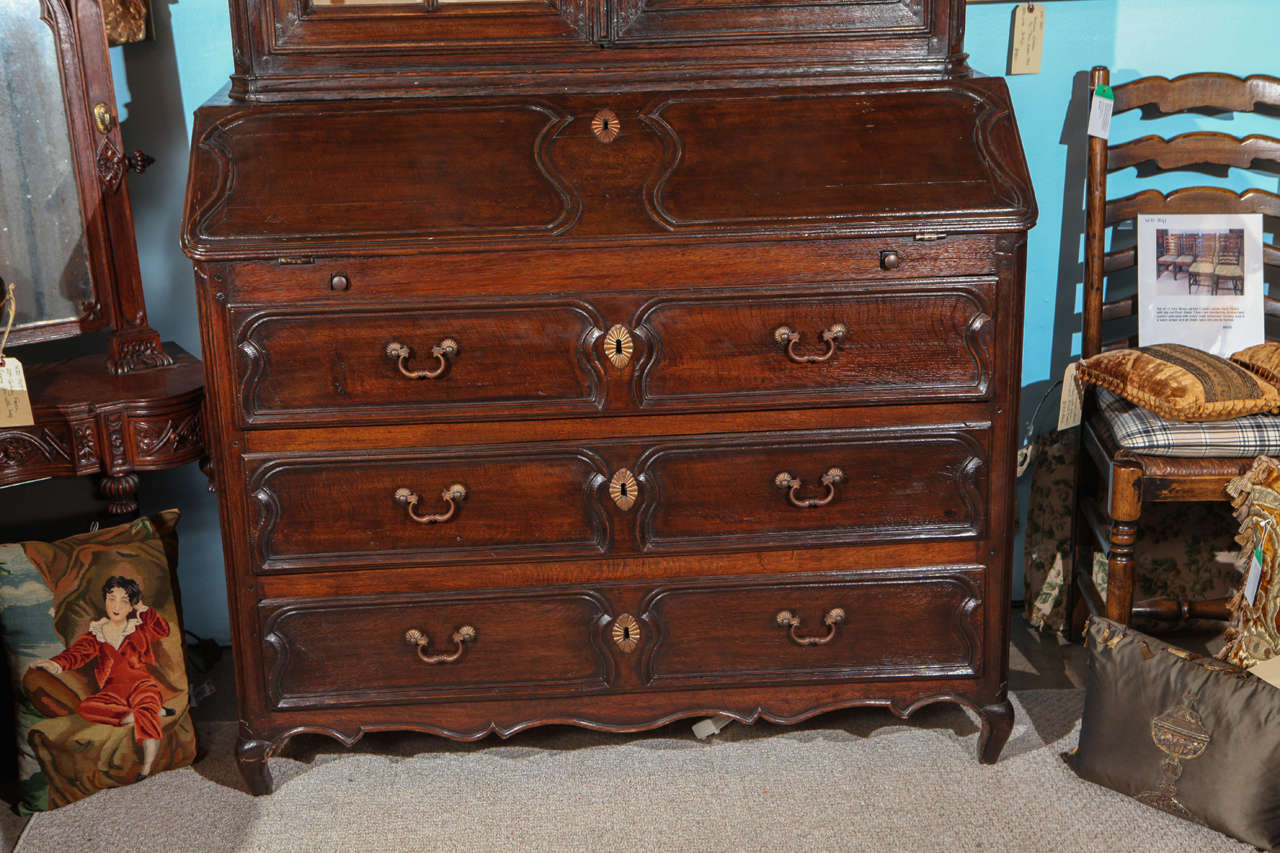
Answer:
[6,0,168,374]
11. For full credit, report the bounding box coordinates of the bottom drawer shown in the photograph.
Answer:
[259,566,985,711]
[261,590,614,710]
[640,568,985,686]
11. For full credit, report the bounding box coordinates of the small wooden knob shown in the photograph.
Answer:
[879,250,902,271]
[330,273,350,291]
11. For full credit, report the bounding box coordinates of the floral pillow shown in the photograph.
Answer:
[0,511,197,811]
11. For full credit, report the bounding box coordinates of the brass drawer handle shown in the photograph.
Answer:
[394,484,467,524]
[776,608,845,646]
[774,467,845,508]
[385,338,458,379]
[772,323,847,363]
[405,625,476,664]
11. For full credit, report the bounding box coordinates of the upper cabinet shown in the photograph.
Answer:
[228,0,967,100]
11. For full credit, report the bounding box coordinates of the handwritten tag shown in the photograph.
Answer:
[1009,3,1045,75]
[1088,83,1115,139]
[1057,362,1083,430]
[0,358,33,427]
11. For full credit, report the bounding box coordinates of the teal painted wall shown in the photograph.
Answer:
[109,1,1280,641]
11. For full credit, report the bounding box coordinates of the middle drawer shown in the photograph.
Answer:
[242,424,989,574]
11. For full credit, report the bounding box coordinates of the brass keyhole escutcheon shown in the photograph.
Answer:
[603,324,633,369]
[609,468,639,511]
[612,613,640,653]
[592,109,621,143]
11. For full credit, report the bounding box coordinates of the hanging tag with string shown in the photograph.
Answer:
[0,280,34,427]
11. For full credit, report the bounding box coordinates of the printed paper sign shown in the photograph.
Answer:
[1137,213,1264,356]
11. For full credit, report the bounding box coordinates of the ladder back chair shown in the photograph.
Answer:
[1072,67,1280,631]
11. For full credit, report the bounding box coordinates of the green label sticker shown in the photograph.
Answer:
[1095,84,1114,100]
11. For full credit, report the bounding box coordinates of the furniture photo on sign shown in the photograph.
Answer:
[1068,68,1280,635]
[0,0,204,516]
[182,0,1035,794]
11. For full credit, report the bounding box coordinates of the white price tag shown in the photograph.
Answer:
[1057,362,1083,430]
[1088,84,1114,140]
[1249,655,1280,690]
[0,358,33,427]
[1246,543,1264,606]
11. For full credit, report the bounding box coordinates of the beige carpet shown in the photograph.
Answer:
[6,690,1252,852]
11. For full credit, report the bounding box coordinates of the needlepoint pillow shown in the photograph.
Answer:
[1075,343,1280,422]
[0,510,197,812]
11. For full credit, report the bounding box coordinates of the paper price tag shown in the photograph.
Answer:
[1057,362,1083,430]
[1246,543,1264,606]
[1088,84,1114,139]
[1009,4,1045,75]
[0,358,33,427]
[1249,655,1280,690]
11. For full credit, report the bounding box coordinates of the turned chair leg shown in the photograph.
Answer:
[1105,464,1142,626]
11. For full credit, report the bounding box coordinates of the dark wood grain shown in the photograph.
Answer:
[225,0,968,101]
[640,569,984,686]
[261,589,614,709]
[186,0,1033,790]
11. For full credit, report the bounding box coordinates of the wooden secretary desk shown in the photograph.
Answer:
[183,0,1035,794]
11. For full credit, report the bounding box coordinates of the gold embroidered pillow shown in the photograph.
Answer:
[0,511,197,811]
[1076,343,1280,421]
[1231,342,1280,387]
[1068,616,1280,850]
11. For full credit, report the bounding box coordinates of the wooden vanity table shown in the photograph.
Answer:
[183,0,1035,794]
[0,0,203,514]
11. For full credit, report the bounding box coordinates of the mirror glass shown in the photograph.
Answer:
[0,0,95,335]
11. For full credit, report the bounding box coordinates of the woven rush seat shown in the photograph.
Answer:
[1095,388,1280,457]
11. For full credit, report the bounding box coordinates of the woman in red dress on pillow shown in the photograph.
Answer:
[30,576,173,779]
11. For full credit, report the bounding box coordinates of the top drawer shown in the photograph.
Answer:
[228,280,996,427]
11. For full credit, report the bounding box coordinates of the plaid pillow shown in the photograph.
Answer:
[1096,389,1280,457]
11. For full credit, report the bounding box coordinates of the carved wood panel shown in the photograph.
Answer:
[261,589,615,710]
[630,282,994,410]
[632,428,988,552]
[244,446,613,573]
[639,567,983,686]
[231,300,607,427]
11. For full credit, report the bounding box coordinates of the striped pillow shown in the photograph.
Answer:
[1077,343,1280,422]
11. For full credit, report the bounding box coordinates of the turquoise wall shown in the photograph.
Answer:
[109,1,1280,641]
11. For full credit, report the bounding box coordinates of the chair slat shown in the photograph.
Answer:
[1266,295,1280,318]
[1101,335,1137,352]
[1101,295,1135,321]
[1103,247,1135,273]
[1106,186,1280,223]
[1113,73,1280,115]
[1108,133,1280,173]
